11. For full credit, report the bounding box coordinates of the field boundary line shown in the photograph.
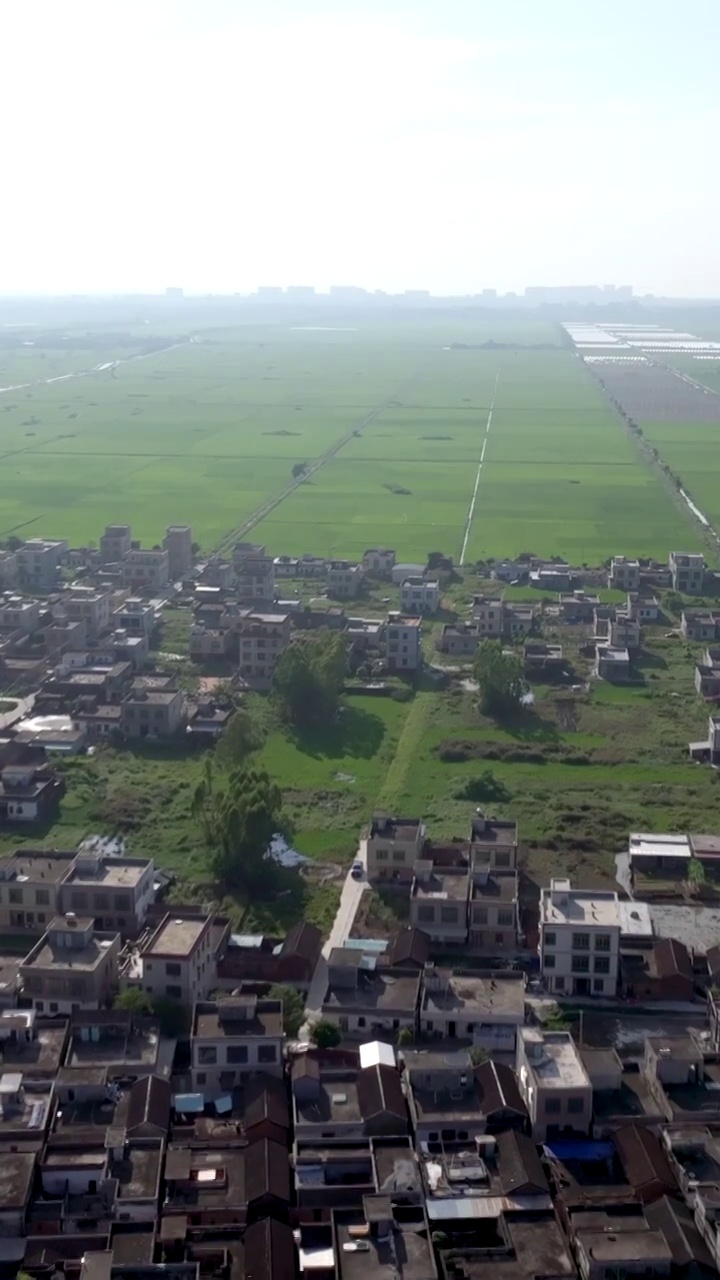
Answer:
[459,373,499,565]
[211,368,426,555]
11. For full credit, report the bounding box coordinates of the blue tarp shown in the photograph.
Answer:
[172,1092,204,1113]
[544,1140,615,1162]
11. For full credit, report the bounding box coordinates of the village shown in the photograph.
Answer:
[0,522,720,1277]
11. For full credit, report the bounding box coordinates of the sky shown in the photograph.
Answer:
[2,0,719,297]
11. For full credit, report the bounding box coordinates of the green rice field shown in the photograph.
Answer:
[0,310,703,563]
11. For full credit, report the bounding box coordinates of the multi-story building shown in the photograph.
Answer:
[19,914,120,1015]
[682,610,720,643]
[0,550,18,590]
[121,548,170,591]
[436,622,480,657]
[0,744,66,825]
[99,524,132,564]
[113,597,156,638]
[670,551,706,594]
[163,525,193,578]
[236,611,291,682]
[321,950,421,1038]
[400,577,440,615]
[16,539,67,589]
[386,614,421,671]
[516,1026,592,1141]
[610,612,641,650]
[0,594,41,633]
[625,591,660,623]
[362,548,396,576]
[191,993,284,1094]
[472,596,503,637]
[0,849,76,930]
[58,845,155,935]
[327,560,362,600]
[120,688,185,738]
[539,878,621,996]
[470,813,519,871]
[232,542,275,602]
[189,625,231,660]
[608,556,641,590]
[366,813,425,882]
[469,865,519,952]
[136,912,218,1004]
[65,588,111,639]
[409,864,469,946]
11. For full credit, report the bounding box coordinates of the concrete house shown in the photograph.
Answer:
[135,912,220,1004]
[419,967,525,1051]
[472,595,503,637]
[403,1047,528,1145]
[682,610,720,643]
[362,548,396,576]
[58,844,155,936]
[163,525,193,578]
[410,863,469,946]
[233,542,276,602]
[99,524,132,563]
[0,594,42,633]
[539,878,624,996]
[366,813,425,882]
[595,643,631,682]
[516,1026,592,1141]
[65,589,111,639]
[670,551,706,594]
[120,687,185,738]
[236,611,291,683]
[273,555,299,578]
[400,577,440,615]
[122,547,170,590]
[16,538,67,589]
[191,994,284,1095]
[610,612,641,651]
[559,591,600,623]
[696,648,720,698]
[689,715,720,765]
[625,591,660,623]
[327,560,362,600]
[0,743,66,824]
[609,556,640,590]
[0,849,76,931]
[321,948,421,1038]
[19,914,120,1015]
[436,622,480,657]
[386,614,422,671]
[469,865,520,952]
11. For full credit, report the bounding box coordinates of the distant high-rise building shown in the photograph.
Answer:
[525,285,633,304]
[329,285,369,300]
[165,286,184,298]
[256,286,284,299]
[286,286,316,299]
[481,289,497,299]
[163,525,194,579]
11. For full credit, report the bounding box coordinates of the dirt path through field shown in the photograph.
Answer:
[459,372,499,565]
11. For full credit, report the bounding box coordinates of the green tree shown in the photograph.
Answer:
[473,640,528,717]
[269,983,305,1038]
[688,857,707,893]
[310,1018,342,1049]
[468,1045,489,1065]
[114,987,152,1016]
[210,763,284,891]
[397,1026,414,1047]
[153,996,190,1037]
[214,708,263,768]
[273,631,347,729]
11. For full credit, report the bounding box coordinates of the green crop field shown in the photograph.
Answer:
[0,309,700,564]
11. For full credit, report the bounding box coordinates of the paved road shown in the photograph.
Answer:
[301,840,369,1038]
[0,693,35,731]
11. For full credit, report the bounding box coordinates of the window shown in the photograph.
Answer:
[114,894,131,910]
[545,1097,561,1115]
[594,934,611,951]
[544,931,556,947]
[165,962,181,976]
[71,892,88,909]
[166,985,182,998]
[375,849,388,861]
[258,1045,277,1063]
[593,978,605,992]
[196,1073,206,1085]
[495,933,504,944]
[198,1046,217,1065]
[440,907,458,924]
[35,889,50,906]
[8,889,22,905]
[497,909,514,926]
[474,908,487,924]
[358,1017,366,1028]
[226,1045,248,1064]
[594,957,610,974]
[417,905,435,923]
[572,933,590,950]
[567,1097,585,1114]
[50,1002,58,1013]
[544,955,555,969]
[554,976,565,991]
[572,955,589,973]
[37,913,45,923]
[94,894,110,910]
[495,851,510,868]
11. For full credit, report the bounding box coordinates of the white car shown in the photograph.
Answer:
[350,860,364,879]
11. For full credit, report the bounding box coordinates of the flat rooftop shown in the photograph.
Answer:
[295,1077,362,1126]
[422,975,524,1020]
[370,816,423,841]
[0,851,75,883]
[22,932,117,973]
[521,1029,590,1089]
[112,1144,162,1200]
[413,871,468,901]
[145,915,207,957]
[0,1150,36,1207]
[64,858,151,889]
[0,1079,53,1135]
[471,874,517,903]
[0,1020,67,1075]
[323,973,421,1013]
[577,1229,671,1264]
[334,1210,435,1280]
[193,1001,283,1039]
[541,881,620,927]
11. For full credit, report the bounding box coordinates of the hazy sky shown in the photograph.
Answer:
[3,0,719,296]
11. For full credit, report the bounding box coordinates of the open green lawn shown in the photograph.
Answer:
[0,313,698,562]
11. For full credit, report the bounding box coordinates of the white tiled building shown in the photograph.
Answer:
[539,879,622,996]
